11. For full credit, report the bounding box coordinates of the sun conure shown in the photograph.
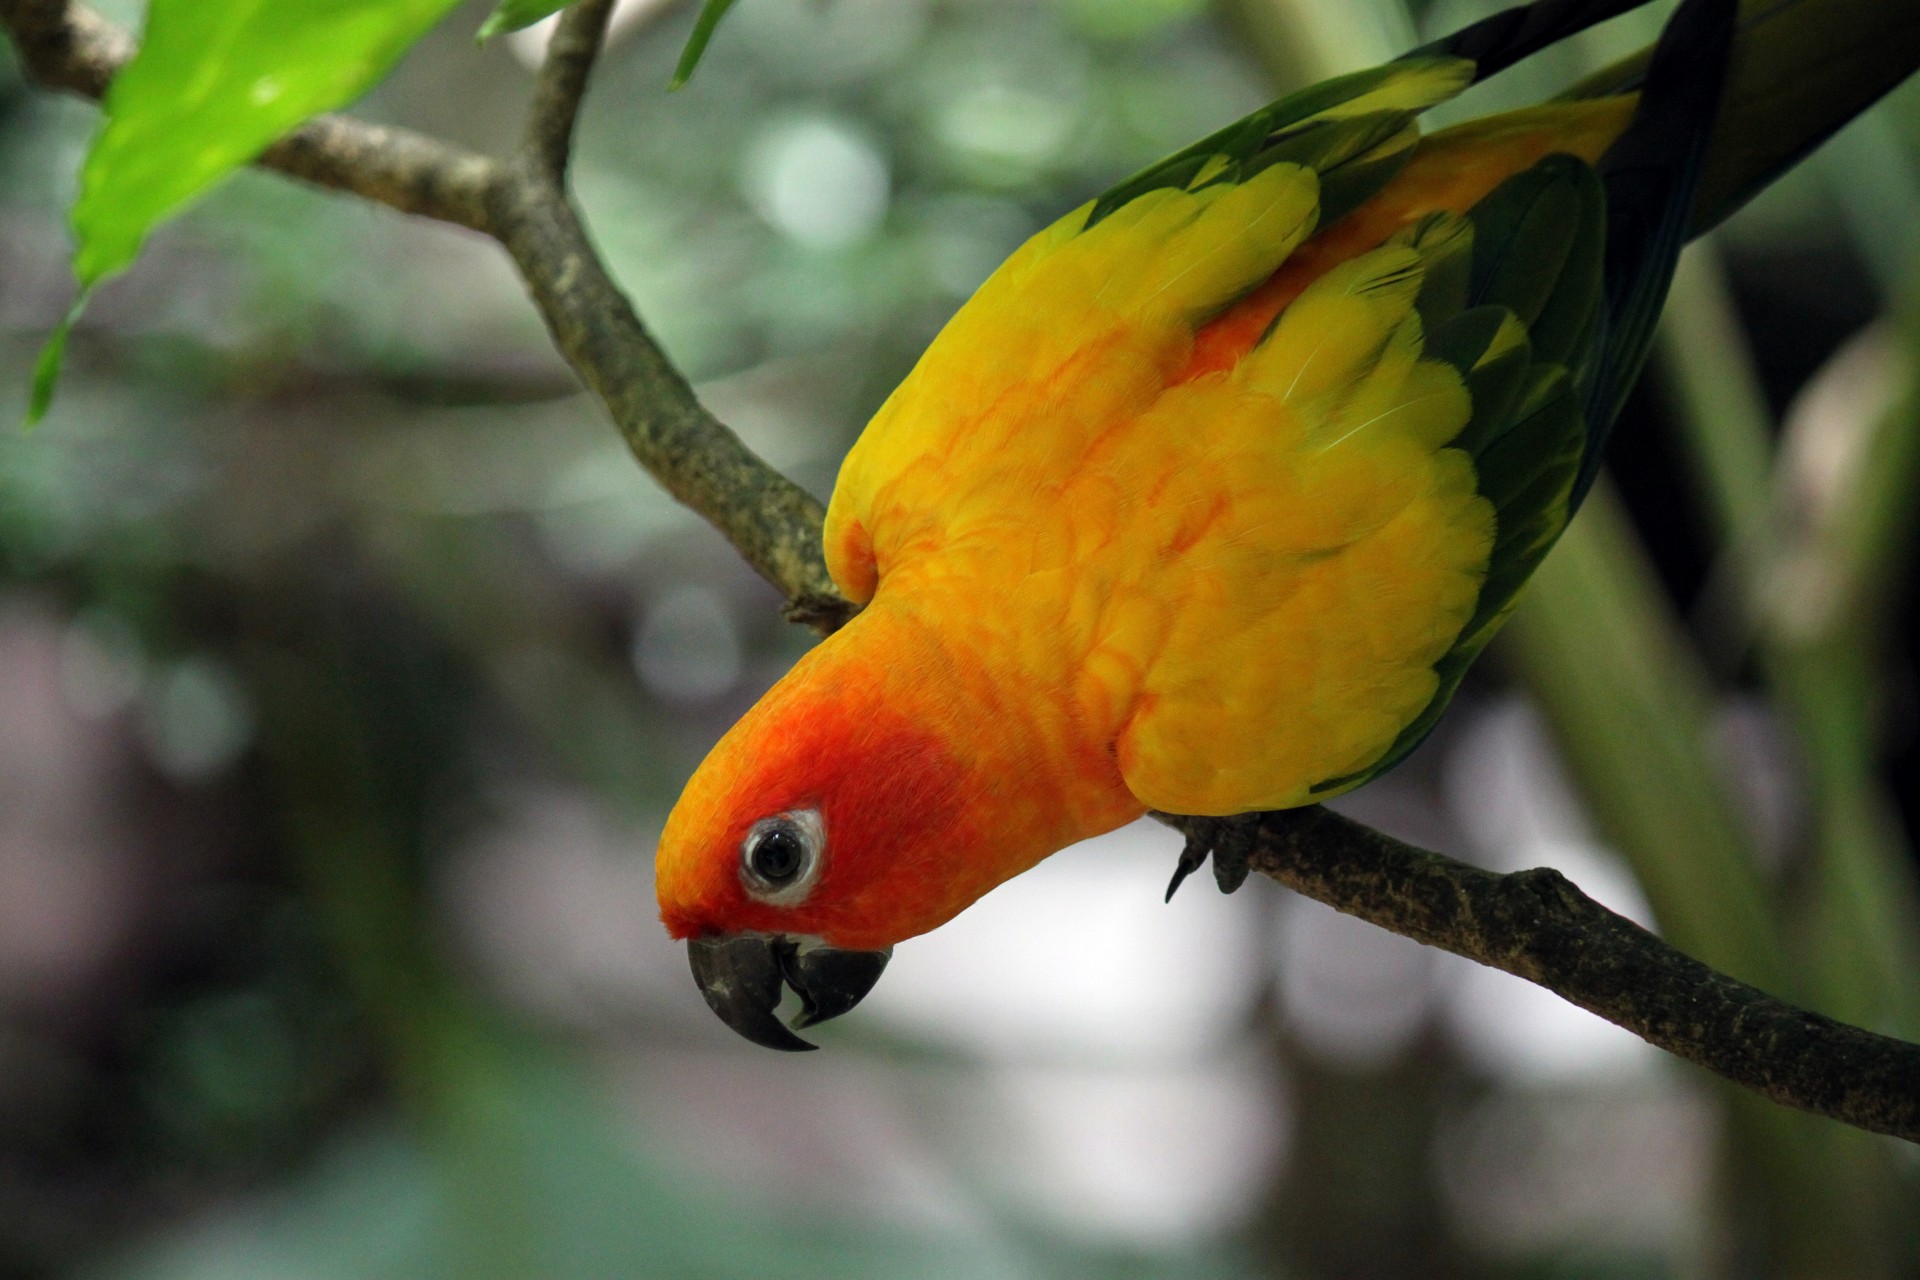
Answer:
[654,0,1863,1051]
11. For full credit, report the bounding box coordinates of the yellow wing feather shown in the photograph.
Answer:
[826,162,1321,603]
[826,177,1494,815]
[1106,247,1489,811]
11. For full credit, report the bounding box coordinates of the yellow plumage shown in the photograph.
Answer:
[826,162,1492,813]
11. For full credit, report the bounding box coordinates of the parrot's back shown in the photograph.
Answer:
[823,0,1735,814]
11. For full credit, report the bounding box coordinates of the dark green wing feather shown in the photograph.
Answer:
[1083,59,1475,236]
[1082,0,1682,238]
[1308,0,1736,795]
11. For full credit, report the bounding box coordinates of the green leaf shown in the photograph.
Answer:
[670,0,741,89]
[477,0,572,42]
[35,0,467,420]
[74,0,468,285]
[24,300,84,428]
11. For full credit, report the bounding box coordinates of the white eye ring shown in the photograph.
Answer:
[738,808,826,907]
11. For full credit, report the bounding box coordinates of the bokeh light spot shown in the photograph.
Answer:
[742,115,891,250]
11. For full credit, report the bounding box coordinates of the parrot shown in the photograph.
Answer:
[653,0,1799,1051]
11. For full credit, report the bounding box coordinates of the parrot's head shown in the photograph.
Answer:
[655,614,1012,1051]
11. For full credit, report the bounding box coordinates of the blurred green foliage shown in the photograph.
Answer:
[1,1,1917,1279]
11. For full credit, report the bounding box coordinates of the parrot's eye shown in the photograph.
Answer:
[739,809,825,905]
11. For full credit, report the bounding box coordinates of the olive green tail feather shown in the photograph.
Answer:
[1578,0,1739,501]
[1414,0,1661,83]
[1568,0,1920,239]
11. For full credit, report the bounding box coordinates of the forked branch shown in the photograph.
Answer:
[0,0,846,617]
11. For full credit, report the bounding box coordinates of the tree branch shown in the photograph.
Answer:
[522,0,615,185]
[486,176,850,622]
[1159,808,1920,1143]
[259,117,501,235]
[0,0,855,624]
[1,0,125,97]
[494,0,852,621]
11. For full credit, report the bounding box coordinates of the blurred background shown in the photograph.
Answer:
[1,0,1917,1275]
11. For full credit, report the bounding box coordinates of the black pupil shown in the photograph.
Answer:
[750,825,805,884]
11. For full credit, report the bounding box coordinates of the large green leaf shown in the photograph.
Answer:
[29,0,468,424]
[476,0,572,42]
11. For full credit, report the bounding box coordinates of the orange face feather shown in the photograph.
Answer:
[657,681,972,950]
[655,598,1142,951]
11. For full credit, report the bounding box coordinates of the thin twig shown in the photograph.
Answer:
[491,0,849,618]
[486,176,850,619]
[523,0,617,185]
[1160,807,1920,1143]
[260,117,502,234]
[2,0,125,96]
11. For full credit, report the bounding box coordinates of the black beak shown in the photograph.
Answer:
[686,934,891,1052]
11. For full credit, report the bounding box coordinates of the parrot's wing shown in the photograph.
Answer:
[1110,228,1496,814]
[1116,0,1735,812]
[826,0,1680,604]
[1310,0,1738,796]
[825,58,1477,603]
[1084,58,1473,238]
[1298,167,1605,798]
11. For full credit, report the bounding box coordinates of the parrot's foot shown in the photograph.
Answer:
[1161,815,1256,901]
